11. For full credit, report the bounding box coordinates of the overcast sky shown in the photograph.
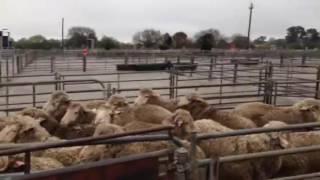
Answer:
[1,0,319,42]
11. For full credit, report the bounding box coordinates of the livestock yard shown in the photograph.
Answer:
[1,49,320,180]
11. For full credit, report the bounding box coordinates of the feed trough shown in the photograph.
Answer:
[116,63,197,71]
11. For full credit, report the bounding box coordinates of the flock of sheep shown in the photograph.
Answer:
[1,88,320,180]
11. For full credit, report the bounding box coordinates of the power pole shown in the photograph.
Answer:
[247,2,254,49]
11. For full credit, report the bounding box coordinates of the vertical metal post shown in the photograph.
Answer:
[6,58,9,82]
[258,68,263,96]
[190,131,198,180]
[16,55,20,74]
[175,148,191,180]
[315,66,320,99]
[5,85,9,116]
[24,151,31,174]
[190,56,194,77]
[233,62,238,83]
[12,55,15,77]
[83,55,87,72]
[177,56,180,64]
[124,55,128,64]
[219,64,223,104]
[302,53,306,66]
[32,84,36,107]
[209,57,214,80]
[0,61,2,84]
[247,3,254,49]
[50,56,55,73]
[273,82,278,105]
[107,83,112,98]
[280,54,284,67]
[117,72,120,90]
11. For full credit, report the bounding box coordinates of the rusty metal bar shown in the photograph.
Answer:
[269,172,320,180]
[0,126,173,156]
[24,151,31,174]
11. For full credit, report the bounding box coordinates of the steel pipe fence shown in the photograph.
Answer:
[190,122,320,180]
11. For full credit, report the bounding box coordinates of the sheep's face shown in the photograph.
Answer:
[294,99,320,121]
[108,95,128,108]
[16,117,51,143]
[134,88,160,105]
[93,107,113,125]
[163,109,196,139]
[60,103,90,127]
[43,91,70,121]
[176,94,208,117]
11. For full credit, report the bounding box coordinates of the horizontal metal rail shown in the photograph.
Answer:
[197,122,320,141]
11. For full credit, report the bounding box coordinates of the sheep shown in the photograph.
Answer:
[112,104,172,126]
[43,91,71,122]
[259,99,320,126]
[234,99,320,127]
[0,155,64,173]
[108,94,129,109]
[177,93,257,129]
[39,146,83,166]
[0,115,51,143]
[233,102,275,121]
[17,107,59,135]
[78,124,126,163]
[134,88,177,112]
[163,109,282,180]
[263,121,320,177]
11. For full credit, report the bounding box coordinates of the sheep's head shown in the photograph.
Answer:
[176,93,209,118]
[60,103,93,127]
[0,116,52,143]
[43,91,71,121]
[263,121,290,149]
[93,105,113,125]
[108,95,128,108]
[163,109,196,139]
[134,88,160,105]
[18,107,59,134]
[293,98,320,121]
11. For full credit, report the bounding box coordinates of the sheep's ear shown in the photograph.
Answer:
[134,96,148,105]
[177,97,190,107]
[279,134,290,148]
[298,105,311,111]
[0,156,9,172]
[162,116,175,127]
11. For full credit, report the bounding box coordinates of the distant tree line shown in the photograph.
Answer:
[13,25,320,50]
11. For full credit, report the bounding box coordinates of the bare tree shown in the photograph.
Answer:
[133,29,162,48]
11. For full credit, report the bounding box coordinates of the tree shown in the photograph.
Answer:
[159,33,173,50]
[133,29,162,48]
[216,39,230,49]
[305,28,320,49]
[194,29,221,50]
[98,36,120,50]
[268,38,286,49]
[173,32,188,49]
[285,26,306,47]
[67,26,97,48]
[253,36,267,45]
[231,34,250,49]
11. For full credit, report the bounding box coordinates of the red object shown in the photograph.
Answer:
[82,48,89,57]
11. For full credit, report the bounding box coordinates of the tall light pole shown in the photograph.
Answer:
[247,2,254,49]
[61,18,64,50]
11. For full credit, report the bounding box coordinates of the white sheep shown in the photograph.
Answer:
[134,88,177,112]
[163,109,282,180]
[177,93,257,129]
